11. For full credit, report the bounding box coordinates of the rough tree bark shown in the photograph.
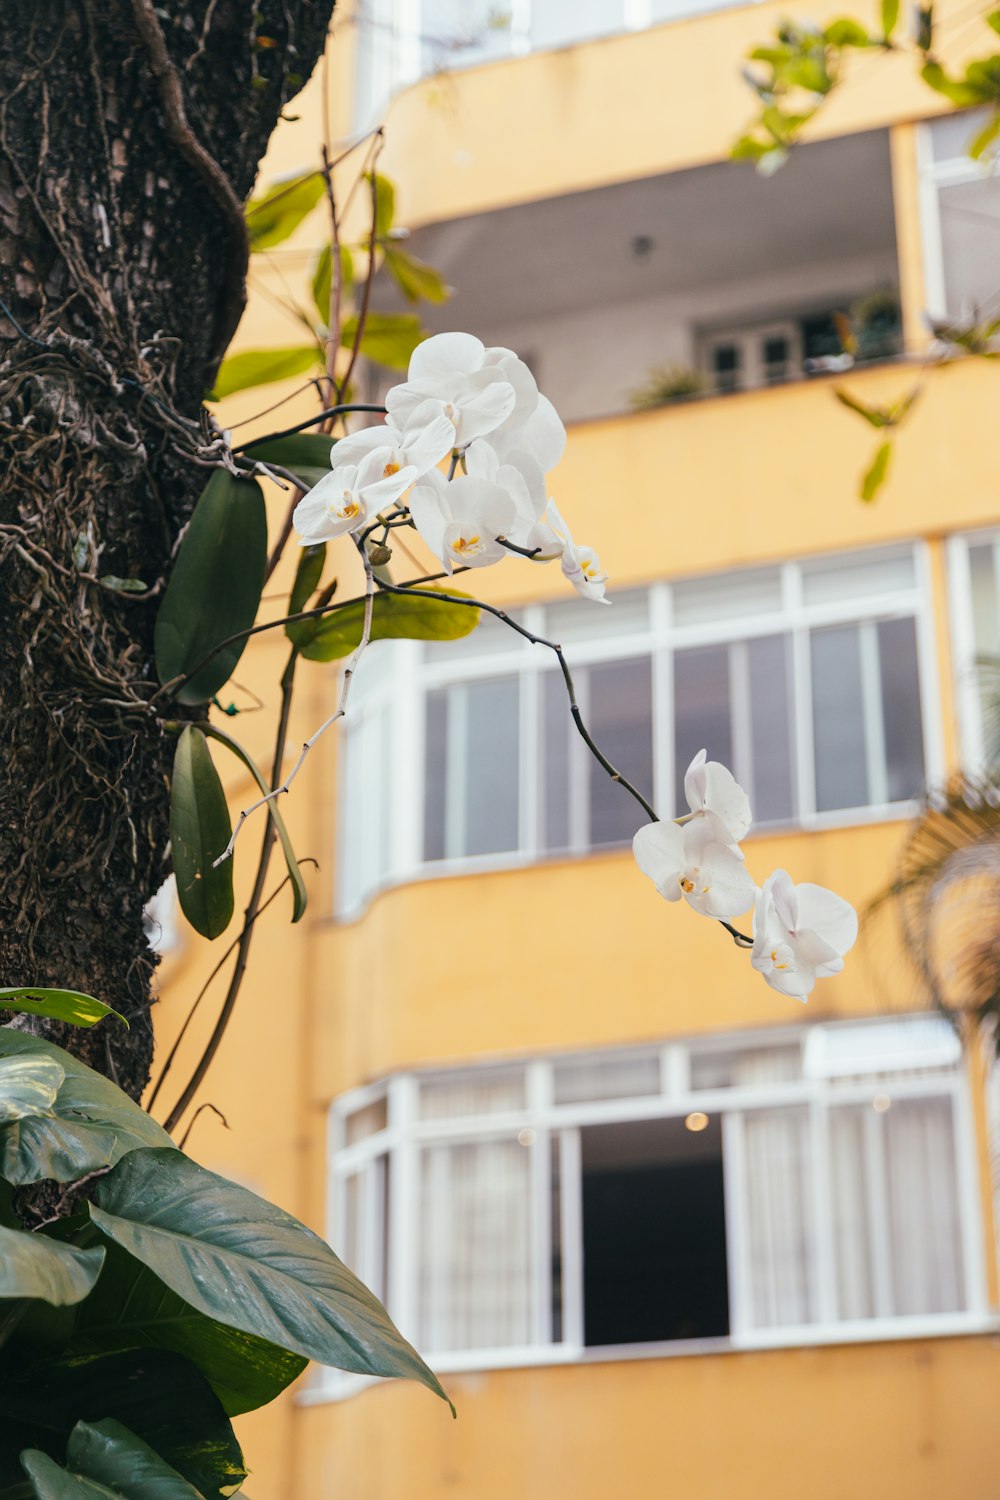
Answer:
[0,1,332,1100]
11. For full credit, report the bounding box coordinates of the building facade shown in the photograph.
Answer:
[155,2,1000,1494]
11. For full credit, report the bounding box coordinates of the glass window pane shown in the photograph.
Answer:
[690,1044,801,1089]
[741,1107,818,1328]
[674,645,732,813]
[544,588,650,645]
[531,0,627,49]
[801,547,915,605]
[423,607,524,662]
[553,1050,661,1104]
[672,567,782,626]
[969,542,1000,657]
[419,1066,526,1120]
[877,616,925,802]
[418,1138,533,1351]
[930,109,992,162]
[423,689,448,862]
[462,676,520,856]
[748,634,795,822]
[344,1097,388,1145]
[829,1106,877,1320]
[938,176,1000,323]
[542,669,571,852]
[420,0,515,74]
[811,624,869,812]
[587,657,653,846]
[883,1097,965,1315]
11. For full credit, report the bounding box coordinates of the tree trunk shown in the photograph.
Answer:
[0,1,332,1099]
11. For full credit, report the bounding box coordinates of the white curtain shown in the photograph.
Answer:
[741,1107,817,1328]
[884,1097,964,1315]
[829,1107,877,1319]
[418,1137,532,1352]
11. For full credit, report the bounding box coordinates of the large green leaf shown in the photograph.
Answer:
[298,586,480,662]
[0,990,126,1031]
[382,246,451,305]
[0,1057,64,1124]
[240,432,335,491]
[200,726,306,924]
[340,312,425,370]
[245,171,324,251]
[65,1421,205,1500]
[0,1032,172,1186]
[91,1149,450,1407]
[311,243,354,323]
[20,1453,119,1500]
[169,728,234,942]
[208,346,322,401]
[154,470,267,705]
[0,1227,104,1308]
[70,1241,306,1418]
[0,1350,244,1500]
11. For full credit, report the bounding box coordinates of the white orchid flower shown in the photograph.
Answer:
[546,500,608,603]
[683,749,752,845]
[293,446,415,545]
[633,818,756,921]
[488,392,567,474]
[751,869,858,1002]
[407,466,516,573]
[326,399,456,480]
[464,441,563,561]
[385,332,518,448]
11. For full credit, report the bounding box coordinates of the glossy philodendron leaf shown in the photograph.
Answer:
[71,1241,307,1419]
[0,1226,104,1308]
[297,587,479,663]
[154,470,267,705]
[64,1420,205,1500]
[245,171,324,251]
[340,312,425,370]
[0,1032,172,1187]
[202,726,306,923]
[0,989,126,1030]
[241,432,335,491]
[0,1057,64,1124]
[91,1149,451,1408]
[20,1452,120,1500]
[382,246,451,305]
[208,345,322,401]
[169,729,234,941]
[0,1349,244,1500]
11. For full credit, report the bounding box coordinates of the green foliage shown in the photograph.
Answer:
[833,385,918,429]
[0,1057,65,1125]
[296,587,481,662]
[209,346,322,400]
[169,729,234,942]
[201,726,307,924]
[89,1149,450,1406]
[65,1419,205,1499]
[341,311,426,369]
[368,172,396,238]
[241,432,335,490]
[245,171,324,251]
[0,1228,105,1309]
[0,991,126,1031]
[382,245,452,305]
[154,471,267,705]
[627,363,708,410]
[860,438,893,501]
[310,243,354,323]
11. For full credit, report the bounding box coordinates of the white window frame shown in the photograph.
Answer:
[916,113,1000,323]
[335,541,944,916]
[314,1018,992,1402]
[700,319,803,393]
[947,526,1000,771]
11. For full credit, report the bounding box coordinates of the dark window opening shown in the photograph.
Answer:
[712,344,741,393]
[581,1116,729,1346]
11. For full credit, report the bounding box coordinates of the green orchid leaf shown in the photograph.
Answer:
[340,312,425,370]
[0,989,126,1030]
[64,1420,206,1499]
[0,1032,172,1186]
[861,439,893,502]
[155,470,267,705]
[288,543,327,619]
[245,171,324,251]
[0,1057,65,1125]
[69,1240,307,1419]
[298,586,480,663]
[91,1148,451,1408]
[0,1349,244,1500]
[241,432,335,491]
[0,1226,104,1307]
[200,725,307,924]
[169,728,234,942]
[208,345,322,401]
[382,246,451,305]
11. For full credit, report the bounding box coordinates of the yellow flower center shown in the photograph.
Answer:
[452,533,482,555]
[383,461,400,478]
[681,877,695,893]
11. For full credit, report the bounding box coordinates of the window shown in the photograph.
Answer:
[337,543,937,914]
[327,1017,984,1379]
[701,322,802,393]
[948,529,1000,769]
[919,113,1000,324]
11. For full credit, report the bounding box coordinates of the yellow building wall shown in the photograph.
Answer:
[149,5,1000,1495]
